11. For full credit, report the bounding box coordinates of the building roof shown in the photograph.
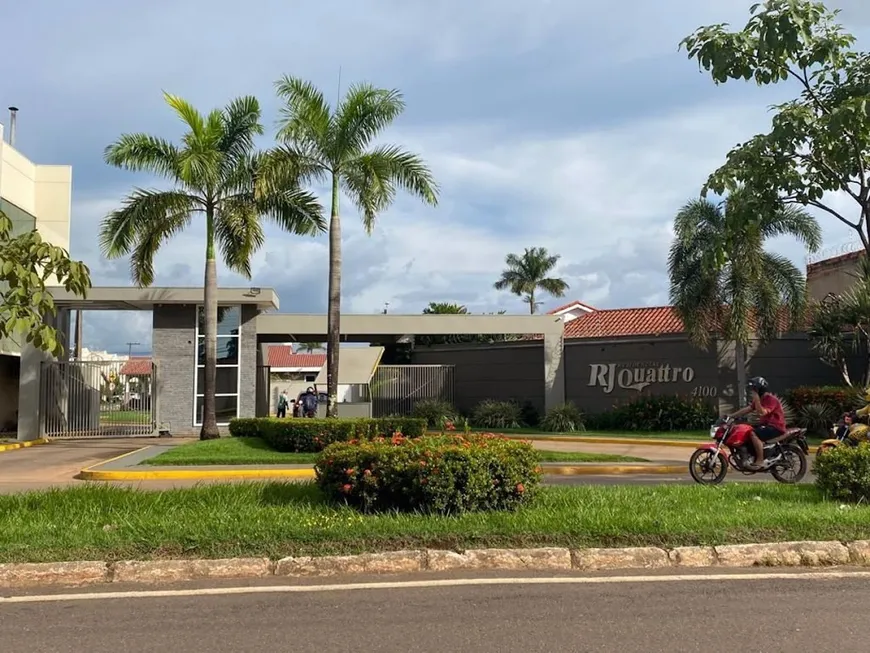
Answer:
[806,249,863,275]
[119,357,153,376]
[268,345,326,369]
[547,300,597,315]
[562,306,684,339]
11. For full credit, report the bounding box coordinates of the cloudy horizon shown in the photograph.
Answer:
[4,0,870,355]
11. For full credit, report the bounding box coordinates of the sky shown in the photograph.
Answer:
[3,0,870,354]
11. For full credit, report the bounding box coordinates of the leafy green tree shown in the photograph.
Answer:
[0,210,91,356]
[668,189,821,404]
[423,302,468,314]
[300,342,324,353]
[680,0,870,250]
[494,247,568,314]
[272,76,439,417]
[101,92,324,439]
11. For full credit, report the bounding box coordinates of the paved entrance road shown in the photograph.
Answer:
[1,569,867,652]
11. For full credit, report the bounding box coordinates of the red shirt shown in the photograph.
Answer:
[756,393,786,432]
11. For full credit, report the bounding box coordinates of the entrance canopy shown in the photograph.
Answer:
[257,313,564,343]
[47,286,279,311]
[314,346,384,385]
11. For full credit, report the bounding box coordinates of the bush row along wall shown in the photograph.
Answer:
[411,334,849,416]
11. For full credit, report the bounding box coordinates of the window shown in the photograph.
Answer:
[193,304,241,426]
[304,374,317,382]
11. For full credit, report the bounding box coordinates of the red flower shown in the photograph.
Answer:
[516,483,525,494]
[346,468,355,476]
[341,484,352,494]
[363,469,372,477]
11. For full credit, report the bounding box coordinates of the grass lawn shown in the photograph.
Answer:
[1,483,868,563]
[100,410,150,425]
[142,437,646,466]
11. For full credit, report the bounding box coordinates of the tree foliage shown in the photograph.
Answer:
[668,188,821,348]
[417,302,518,346]
[0,210,91,356]
[494,247,568,314]
[681,0,870,249]
[101,92,324,438]
[271,76,439,417]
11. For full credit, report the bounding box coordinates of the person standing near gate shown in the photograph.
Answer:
[276,390,289,418]
[300,387,318,418]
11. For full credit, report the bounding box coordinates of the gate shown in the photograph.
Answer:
[371,365,455,417]
[39,360,157,439]
[256,365,271,417]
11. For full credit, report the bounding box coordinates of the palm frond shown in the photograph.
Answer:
[334,84,405,156]
[103,134,182,179]
[99,189,200,260]
[216,200,265,279]
[220,95,264,166]
[759,203,822,253]
[163,92,206,137]
[259,186,326,237]
[537,277,569,296]
[275,76,333,156]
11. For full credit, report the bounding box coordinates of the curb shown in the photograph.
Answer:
[509,435,820,454]
[0,438,49,453]
[77,462,686,481]
[2,540,867,589]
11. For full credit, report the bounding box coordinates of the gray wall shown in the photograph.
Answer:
[413,342,544,414]
[152,305,197,435]
[239,305,258,420]
[411,334,849,417]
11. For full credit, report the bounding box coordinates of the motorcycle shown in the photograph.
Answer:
[817,423,869,456]
[689,416,808,485]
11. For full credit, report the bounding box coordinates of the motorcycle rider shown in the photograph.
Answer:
[728,376,786,470]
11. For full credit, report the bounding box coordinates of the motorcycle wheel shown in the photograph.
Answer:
[689,449,727,485]
[770,444,807,484]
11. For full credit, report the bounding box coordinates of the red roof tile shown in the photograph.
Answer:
[268,346,326,369]
[119,357,153,376]
[563,306,684,339]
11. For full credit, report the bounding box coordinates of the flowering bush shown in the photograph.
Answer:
[784,386,863,419]
[315,432,541,514]
[227,417,426,452]
[411,399,458,428]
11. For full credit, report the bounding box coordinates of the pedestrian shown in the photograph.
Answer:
[300,386,318,418]
[276,390,289,418]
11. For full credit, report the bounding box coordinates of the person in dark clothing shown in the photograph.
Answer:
[729,376,786,470]
[299,387,318,418]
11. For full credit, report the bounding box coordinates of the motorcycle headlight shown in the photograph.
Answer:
[709,426,719,439]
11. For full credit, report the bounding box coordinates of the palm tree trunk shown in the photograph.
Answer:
[200,206,220,440]
[529,290,535,314]
[734,340,748,408]
[325,173,341,418]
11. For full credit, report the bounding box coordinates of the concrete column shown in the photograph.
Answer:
[17,308,70,441]
[543,331,566,412]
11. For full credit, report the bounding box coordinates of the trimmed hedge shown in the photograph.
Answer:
[584,395,716,432]
[315,433,541,514]
[814,443,870,503]
[784,385,862,418]
[227,417,427,453]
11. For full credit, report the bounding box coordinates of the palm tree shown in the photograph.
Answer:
[494,247,569,314]
[100,92,325,439]
[271,76,439,417]
[423,302,468,314]
[668,189,822,405]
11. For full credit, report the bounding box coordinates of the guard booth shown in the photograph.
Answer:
[313,346,384,418]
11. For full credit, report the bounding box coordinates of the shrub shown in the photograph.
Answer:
[519,400,540,428]
[814,443,870,503]
[795,403,835,436]
[315,433,541,514]
[227,417,427,452]
[584,395,716,432]
[784,386,862,418]
[411,399,458,429]
[471,399,523,429]
[541,402,585,432]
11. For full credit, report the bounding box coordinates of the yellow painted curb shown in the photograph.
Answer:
[507,435,820,454]
[0,438,49,453]
[542,464,686,476]
[78,467,317,481]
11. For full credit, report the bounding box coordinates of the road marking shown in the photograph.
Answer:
[3,570,870,604]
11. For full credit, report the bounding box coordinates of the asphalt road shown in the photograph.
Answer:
[2,569,868,652]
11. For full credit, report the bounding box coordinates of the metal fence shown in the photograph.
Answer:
[39,360,156,439]
[371,365,455,417]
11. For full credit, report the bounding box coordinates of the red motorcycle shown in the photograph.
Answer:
[689,416,809,485]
